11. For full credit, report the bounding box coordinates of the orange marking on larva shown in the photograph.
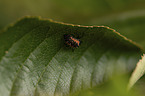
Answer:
[70,37,80,46]
[64,34,81,48]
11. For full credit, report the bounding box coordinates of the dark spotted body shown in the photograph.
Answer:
[64,34,80,48]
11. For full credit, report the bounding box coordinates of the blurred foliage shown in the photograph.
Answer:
[74,74,143,96]
[132,75,145,96]
[0,0,145,25]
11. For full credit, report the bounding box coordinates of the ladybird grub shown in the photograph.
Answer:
[64,34,81,48]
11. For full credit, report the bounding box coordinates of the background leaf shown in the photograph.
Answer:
[0,17,142,96]
[128,54,145,89]
[75,75,143,96]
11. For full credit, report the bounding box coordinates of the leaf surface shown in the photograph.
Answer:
[0,17,142,96]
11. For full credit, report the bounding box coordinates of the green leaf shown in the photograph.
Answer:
[128,54,145,89]
[0,17,142,96]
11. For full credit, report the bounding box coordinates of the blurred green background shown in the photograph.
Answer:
[0,0,145,49]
